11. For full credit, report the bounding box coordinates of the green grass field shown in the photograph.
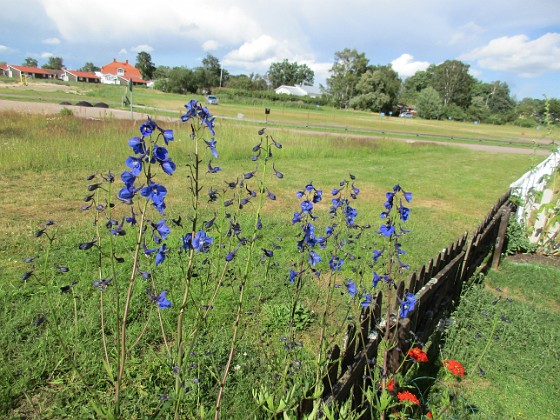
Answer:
[0,85,558,418]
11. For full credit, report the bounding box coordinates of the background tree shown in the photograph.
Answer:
[227,73,267,90]
[23,57,38,67]
[429,60,474,108]
[153,65,171,80]
[267,59,314,88]
[201,53,228,89]
[415,86,443,119]
[327,48,369,108]
[399,70,431,105]
[136,51,156,80]
[349,65,401,112]
[41,56,63,70]
[79,62,100,73]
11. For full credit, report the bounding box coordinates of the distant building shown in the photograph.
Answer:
[7,65,53,80]
[275,85,322,98]
[63,70,100,83]
[97,59,147,86]
[0,65,8,76]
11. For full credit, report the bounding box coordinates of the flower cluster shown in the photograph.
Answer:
[443,359,465,376]
[372,184,413,291]
[118,118,175,215]
[407,347,428,363]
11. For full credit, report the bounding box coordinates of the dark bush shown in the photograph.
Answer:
[75,101,93,107]
[94,102,109,108]
[59,101,72,106]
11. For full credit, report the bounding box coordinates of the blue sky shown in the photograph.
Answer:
[1,0,559,100]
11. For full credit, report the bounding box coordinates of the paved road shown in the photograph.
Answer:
[0,99,553,156]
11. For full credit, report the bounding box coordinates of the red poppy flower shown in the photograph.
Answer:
[427,411,433,418]
[408,347,428,362]
[387,379,395,391]
[397,390,420,405]
[443,359,465,376]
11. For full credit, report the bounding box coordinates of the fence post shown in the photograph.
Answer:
[491,205,512,269]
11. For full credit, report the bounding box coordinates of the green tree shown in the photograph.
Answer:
[350,65,401,112]
[154,66,196,94]
[415,86,443,119]
[326,48,369,108]
[227,73,267,90]
[79,62,100,72]
[429,60,474,108]
[153,65,171,80]
[23,57,38,67]
[399,70,431,105]
[201,53,228,89]
[135,51,156,80]
[41,56,63,70]
[267,59,314,88]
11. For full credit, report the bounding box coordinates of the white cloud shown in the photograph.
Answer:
[119,49,128,55]
[131,44,154,53]
[223,35,292,71]
[42,37,60,45]
[41,51,53,58]
[0,44,9,52]
[202,40,220,51]
[461,33,560,77]
[391,54,430,78]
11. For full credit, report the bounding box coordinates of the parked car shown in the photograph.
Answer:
[206,95,219,105]
[399,112,413,118]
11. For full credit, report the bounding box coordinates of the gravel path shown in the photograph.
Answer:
[0,99,553,156]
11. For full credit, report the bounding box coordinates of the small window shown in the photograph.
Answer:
[117,68,124,75]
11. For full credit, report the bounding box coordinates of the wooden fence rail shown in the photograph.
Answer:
[296,189,514,417]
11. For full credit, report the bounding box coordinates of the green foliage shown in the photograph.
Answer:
[41,56,64,70]
[267,59,314,88]
[350,65,401,113]
[327,48,369,107]
[135,51,156,80]
[263,301,315,332]
[505,217,537,255]
[416,87,443,120]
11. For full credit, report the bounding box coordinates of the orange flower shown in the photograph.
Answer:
[397,390,420,405]
[443,359,465,376]
[387,379,395,391]
[427,411,433,418]
[408,347,428,362]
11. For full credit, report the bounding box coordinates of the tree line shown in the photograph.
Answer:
[15,49,559,126]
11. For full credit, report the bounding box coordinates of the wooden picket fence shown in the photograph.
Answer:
[295,189,515,417]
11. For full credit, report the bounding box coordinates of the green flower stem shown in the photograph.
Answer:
[214,149,269,419]
[115,198,149,414]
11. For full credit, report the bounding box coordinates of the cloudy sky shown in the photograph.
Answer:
[1,0,559,99]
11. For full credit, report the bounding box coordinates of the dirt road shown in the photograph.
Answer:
[0,99,553,156]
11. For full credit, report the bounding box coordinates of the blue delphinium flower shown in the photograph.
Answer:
[147,289,172,309]
[346,280,357,298]
[360,293,372,307]
[125,156,143,176]
[379,224,395,237]
[308,250,322,266]
[399,292,416,318]
[155,244,167,266]
[192,231,213,253]
[329,255,344,272]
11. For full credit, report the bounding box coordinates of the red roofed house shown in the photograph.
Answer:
[7,65,53,80]
[97,59,147,87]
[0,65,8,76]
[63,70,100,83]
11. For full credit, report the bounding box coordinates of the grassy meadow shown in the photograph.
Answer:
[0,85,558,418]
